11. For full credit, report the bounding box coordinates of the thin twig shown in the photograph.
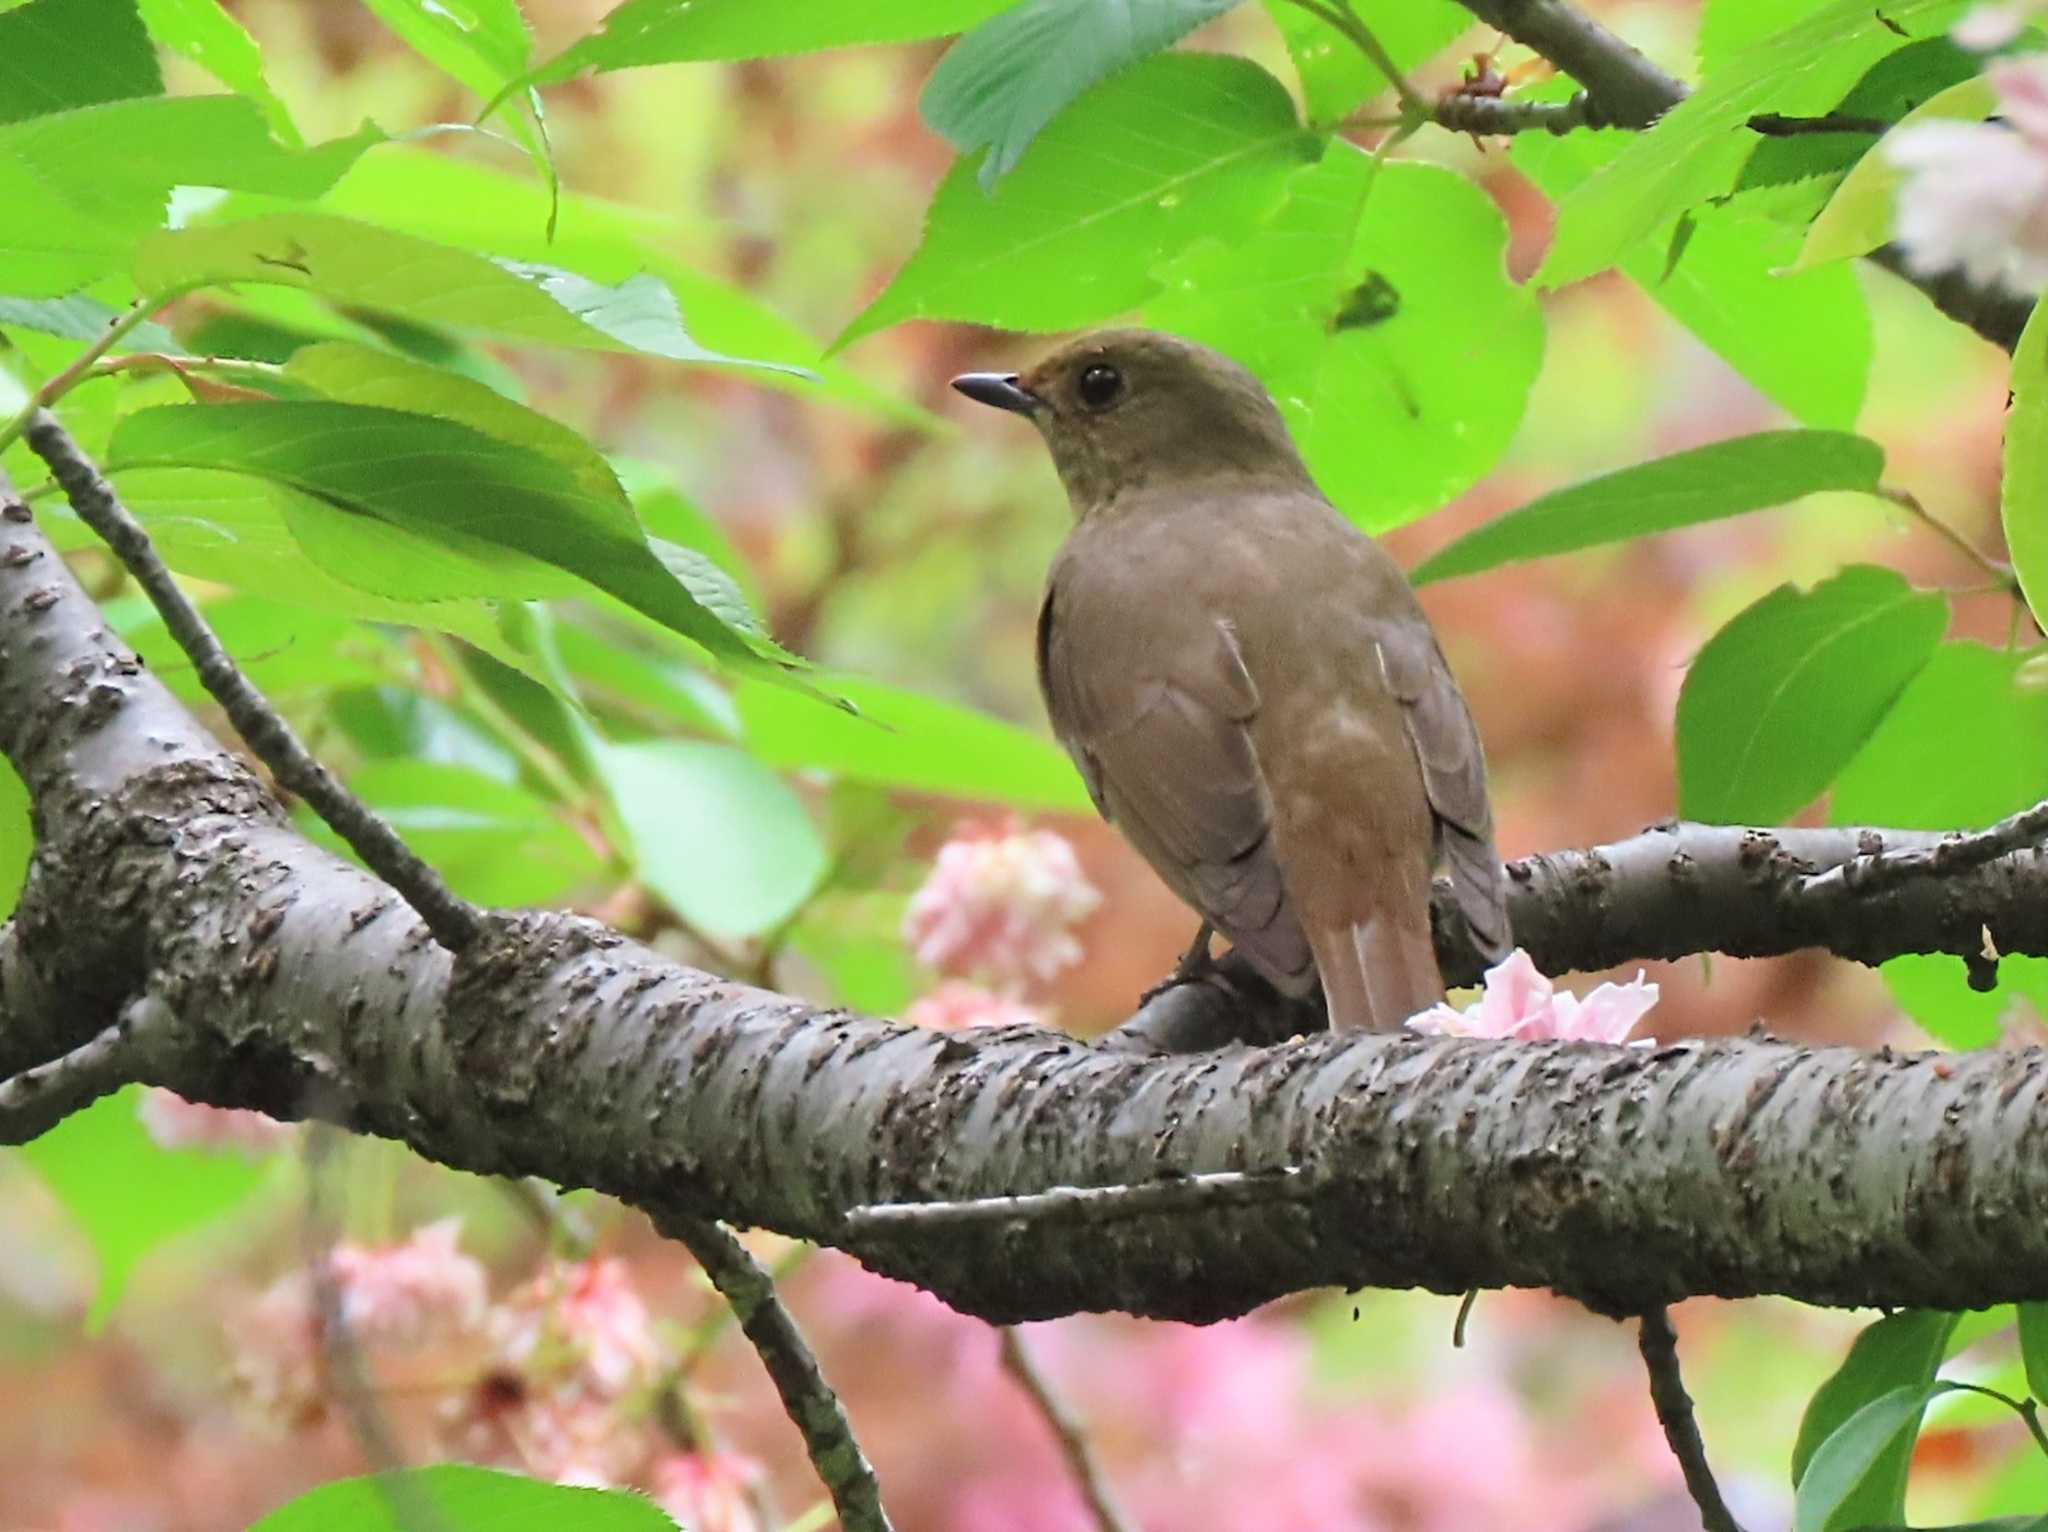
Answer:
[1877,485,2015,583]
[1806,794,2048,900]
[997,1327,1137,1532]
[1433,89,1596,137]
[1637,1307,1745,1532]
[0,298,175,452]
[658,1211,894,1532]
[843,1168,1308,1235]
[0,1002,159,1145]
[21,412,483,952]
[1281,0,1433,119]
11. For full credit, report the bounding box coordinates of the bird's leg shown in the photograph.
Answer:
[1139,921,1215,1005]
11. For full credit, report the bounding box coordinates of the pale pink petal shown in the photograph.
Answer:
[138,1088,295,1155]
[1955,1,2032,49]
[1888,119,2048,293]
[903,824,1100,987]
[904,981,1046,1031]
[1558,974,1660,1044]
[1994,54,2048,142]
[650,1452,766,1532]
[1475,948,1556,1039]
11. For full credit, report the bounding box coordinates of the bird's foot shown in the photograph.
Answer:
[1138,922,1217,1007]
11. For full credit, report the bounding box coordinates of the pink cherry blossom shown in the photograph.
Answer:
[1407,948,1658,1044]
[1887,56,2048,295]
[650,1451,766,1532]
[492,1258,662,1400]
[1953,0,2037,50]
[902,822,1100,987]
[138,1088,295,1155]
[903,980,1047,1031]
[449,1369,655,1487]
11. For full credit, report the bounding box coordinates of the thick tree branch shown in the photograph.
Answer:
[6,455,2048,1330]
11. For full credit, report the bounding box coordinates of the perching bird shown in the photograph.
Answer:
[953,329,1509,1031]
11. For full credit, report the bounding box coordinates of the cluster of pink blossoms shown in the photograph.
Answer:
[231,1226,760,1521]
[1406,949,1659,1044]
[1887,9,2048,293]
[900,821,1100,1030]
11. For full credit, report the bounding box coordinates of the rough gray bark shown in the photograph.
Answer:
[5,488,2048,1327]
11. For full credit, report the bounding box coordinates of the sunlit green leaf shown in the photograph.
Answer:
[17,1087,273,1330]
[1697,0,1831,74]
[841,53,1315,344]
[113,593,389,706]
[1147,149,1539,530]
[137,214,805,375]
[136,0,298,141]
[1414,431,1886,584]
[1262,0,1469,125]
[923,0,1244,189]
[597,740,827,940]
[248,1465,680,1532]
[1537,0,1956,289]
[0,0,160,127]
[1677,565,1947,824]
[735,674,1090,811]
[361,0,531,101]
[2005,300,2048,634]
[528,0,1011,82]
[1792,1310,1960,1530]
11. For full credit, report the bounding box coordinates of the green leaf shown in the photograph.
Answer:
[247,1465,681,1532]
[135,0,298,141]
[1797,1381,1958,1532]
[0,0,160,127]
[528,0,1011,81]
[552,617,739,739]
[840,53,1314,344]
[17,1086,271,1330]
[136,213,805,375]
[923,0,1244,189]
[1537,0,1957,289]
[105,403,784,678]
[361,0,531,101]
[1413,431,1887,584]
[596,740,827,941]
[115,593,388,706]
[1677,565,1947,825]
[1514,124,1871,427]
[1792,75,1997,272]
[1832,644,2048,1045]
[0,98,385,297]
[1698,0,1831,74]
[306,761,601,907]
[1148,148,1541,530]
[735,674,1090,810]
[2019,1304,2048,1402]
[1262,0,1469,125]
[0,754,29,922]
[1792,1310,1961,1529]
[0,294,179,352]
[2007,301,2048,635]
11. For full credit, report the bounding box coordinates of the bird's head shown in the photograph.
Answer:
[952,329,1310,513]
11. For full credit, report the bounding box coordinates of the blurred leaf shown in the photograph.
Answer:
[247,1465,680,1532]
[1793,1311,1960,1529]
[1677,565,1947,825]
[553,618,738,739]
[1873,951,2048,1050]
[1514,125,1871,427]
[306,761,601,906]
[1798,1382,1960,1532]
[0,0,160,127]
[106,403,794,681]
[597,740,827,941]
[923,0,1244,189]
[529,0,1011,79]
[115,593,388,705]
[788,892,918,1013]
[17,1086,271,1330]
[1537,0,1953,289]
[2020,1304,2048,1402]
[630,483,755,593]
[652,538,763,636]
[0,99,385,297]
[0,755,28,921]
[136,214,806,375]
[1150,148,1540,530]
[1792,75,1996,272]
[136,0,297,141]
[0,295,178,352]
[2007,301,2048,634]
[1414,431,1886,584]
[1262,0,1469,125]
[841,53,1314,344]
[736,673,1090,810]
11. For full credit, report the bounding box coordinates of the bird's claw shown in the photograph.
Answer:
[1138,922,1217,1007]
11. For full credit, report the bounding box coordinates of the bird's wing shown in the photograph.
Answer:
[1375,622,1511,962]
[1038,585,1314,992]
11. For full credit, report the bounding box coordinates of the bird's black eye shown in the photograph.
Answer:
[1076,362,1124,411]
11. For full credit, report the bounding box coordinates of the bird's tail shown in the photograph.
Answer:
[1311,903,1444,1032]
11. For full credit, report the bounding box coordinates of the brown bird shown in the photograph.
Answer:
[953,329,1509,1030]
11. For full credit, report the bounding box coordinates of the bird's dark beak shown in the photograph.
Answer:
[951,372,1042,415]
